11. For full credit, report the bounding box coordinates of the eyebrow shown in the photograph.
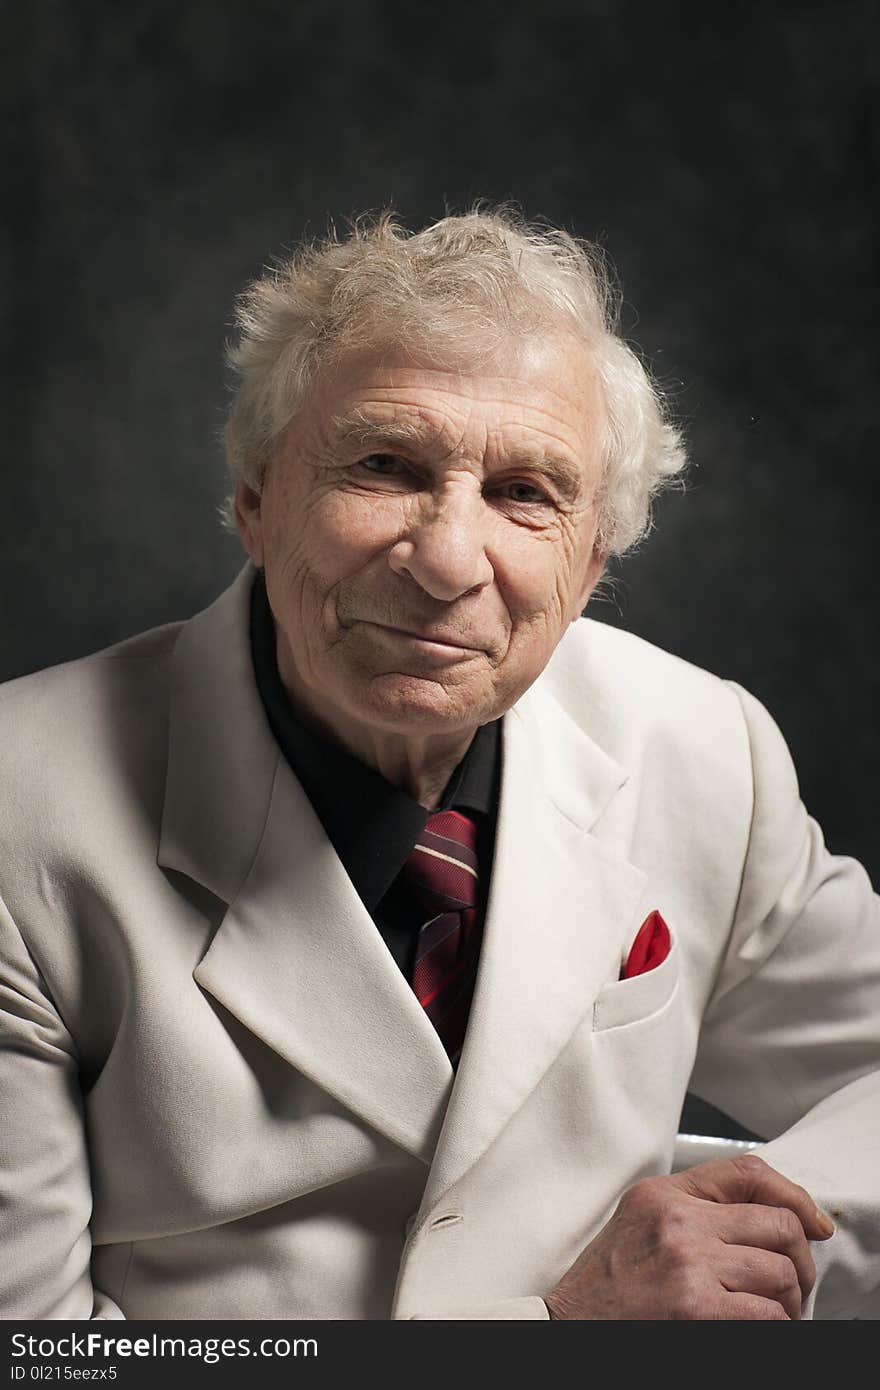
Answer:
[331,409,438,453]
[331,408,587,504]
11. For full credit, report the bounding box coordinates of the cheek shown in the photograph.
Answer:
[494,525,580,626]
[269,487,402,585]
[325,490,407,551]
[313,489,408,570]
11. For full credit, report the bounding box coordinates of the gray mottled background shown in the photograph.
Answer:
[3,3,878,1129]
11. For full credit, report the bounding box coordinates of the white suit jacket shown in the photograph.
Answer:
[1,564,878,1320]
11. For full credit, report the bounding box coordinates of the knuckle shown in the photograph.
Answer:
[621,1177,664,1216]
[621,1178,694,1252]
[734,1152,768,1178]
[775,1255,800,1293]
[656,1207,693,1255]
[658,1228,691,1270]
[774,1207,801,1245]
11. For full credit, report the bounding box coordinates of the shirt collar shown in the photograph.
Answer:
[249,568,500,913]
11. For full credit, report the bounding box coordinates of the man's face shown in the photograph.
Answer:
[236,331,607,742]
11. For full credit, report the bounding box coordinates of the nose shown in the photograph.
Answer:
[387,489,494,601]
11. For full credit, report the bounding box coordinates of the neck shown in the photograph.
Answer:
[357,728,476,809]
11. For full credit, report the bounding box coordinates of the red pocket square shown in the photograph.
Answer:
[621,910,671,979]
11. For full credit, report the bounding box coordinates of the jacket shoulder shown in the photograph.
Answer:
[0,616,182,739]
[541,615,750,759]
[0,618,184,858]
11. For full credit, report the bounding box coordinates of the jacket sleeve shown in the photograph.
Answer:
[0,892,125,1319]
[688,683,880,1319]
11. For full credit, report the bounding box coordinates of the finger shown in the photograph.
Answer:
[715,1202,816,1301]
[675,1153,835,1240]
[717,1292,791,1320]
[720,1245,804,1320]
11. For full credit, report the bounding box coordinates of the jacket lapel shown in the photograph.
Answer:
[158,566,453,1165]
[417,674,646,1213]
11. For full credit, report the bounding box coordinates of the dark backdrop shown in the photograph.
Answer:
[4,3,878,1130]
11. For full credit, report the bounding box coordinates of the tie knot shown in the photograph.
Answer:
[403,809,479,911]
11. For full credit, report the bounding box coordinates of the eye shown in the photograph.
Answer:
[494,480,551,505]
[356,453,408,475]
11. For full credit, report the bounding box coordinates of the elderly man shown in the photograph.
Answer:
[1,209,878,1322]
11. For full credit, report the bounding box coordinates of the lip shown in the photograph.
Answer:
[365,623,482,654]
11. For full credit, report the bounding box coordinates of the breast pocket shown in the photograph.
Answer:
[585,927,690,1172]
[592,928,680,1032]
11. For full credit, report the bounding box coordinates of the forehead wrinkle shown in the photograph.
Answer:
[492,410,592,460]
[489,410,596,490]
[500,402,604,472]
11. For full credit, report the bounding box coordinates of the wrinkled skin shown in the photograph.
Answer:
[235,331,606,806]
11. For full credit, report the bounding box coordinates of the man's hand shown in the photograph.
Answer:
[544,1154,836,1320]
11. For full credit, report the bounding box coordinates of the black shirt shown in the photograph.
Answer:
[249,569,501,980]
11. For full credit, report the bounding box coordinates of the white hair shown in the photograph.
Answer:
[222,206,686,555]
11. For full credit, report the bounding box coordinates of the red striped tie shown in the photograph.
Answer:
[403,809,481,1068]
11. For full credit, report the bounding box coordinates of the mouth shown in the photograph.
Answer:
[357,622,484,657]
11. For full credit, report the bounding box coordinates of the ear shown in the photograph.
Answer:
[573,546,606,618]
[233,478,265,569]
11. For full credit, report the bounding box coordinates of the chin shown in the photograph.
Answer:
[354,672,495,733]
